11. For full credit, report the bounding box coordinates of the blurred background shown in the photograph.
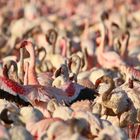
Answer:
[0,0,140,59]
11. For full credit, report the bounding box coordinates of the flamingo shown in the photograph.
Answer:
[19,106,44,124]
[2,60,20,83]
[18,41,54,86]
[68,54,95,89]
[2,45,24,84]
[20,40,39,86]
[95,22,140,86]
[45,29,68,70]
[22,44,54,86]
[46,118,91,140]
[0,42,53,106]
[0,64,31,106]
[0,58,53,118]
[94,75,132,116]
[26,117,63,139]
[52,63,98,105]
[68,54,82,76]
[119,64,140,88]
[117,31,140,67]
[0,106,21,125]
[19,41,75,105]
[35,47,48,73]
[80,19,96,69]
[96,15,126,69]
[0,40,97,108]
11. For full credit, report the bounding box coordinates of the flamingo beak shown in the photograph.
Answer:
[95,79,102,89]
[54,67,62,77]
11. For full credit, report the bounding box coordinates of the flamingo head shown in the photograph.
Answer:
[100,10,109,21]
[122,30,130,40]
[20,40,33,48]
[20,40,28,48]
[55,64,69,78]
[46,29,58,45]
[20,40,34,53]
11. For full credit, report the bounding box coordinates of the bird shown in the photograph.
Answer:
[0,64,31,106]
[96,14,126,69]
[52,63,98,105]
[45,29,68,70]
[0,41,98,109]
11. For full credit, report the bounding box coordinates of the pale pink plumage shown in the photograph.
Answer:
[0,125,10,139]
[98,50,126,68]
[96,21,126,69]
[26,118,62,139]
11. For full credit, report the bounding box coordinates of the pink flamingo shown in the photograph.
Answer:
[68,54,95,89]
[45,29,68,70]
[81,19,96,70]
[0,64,31,106]
[0,41,55,106]
[118,31,140,67]
[59,37,68,57]
[19,41,79,105]
[20,40,39,85]
[94,18,140,85]
[52,64,98,105]
[2,60,20,83]
[96,16,126,69]
[0,40,97,109]
[19,41,68,104]
[26,117,63,139]
[119,65,140,88]
[95,21,140,87]
[20,41,54,86]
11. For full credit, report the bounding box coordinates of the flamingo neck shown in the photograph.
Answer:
[82,48,89,71]
[108,25,113,48]
[26,45,35,68]
[18,48,24,82]
[2,64,23,94]
[75,60,81,75]
[24,62,29,85]
[72,56,81,75]
[103,82,114,98]
[120,33,130,60]
[99,22,106,53]
[25,43,39,85]
[60,38,67,57]
[95,76,114,101]
[39,48,47,67]
[82,19,89,40]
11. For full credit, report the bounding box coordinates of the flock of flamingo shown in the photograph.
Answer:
[0,0,140,139]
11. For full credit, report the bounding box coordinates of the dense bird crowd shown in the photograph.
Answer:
[0,0,140,139]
